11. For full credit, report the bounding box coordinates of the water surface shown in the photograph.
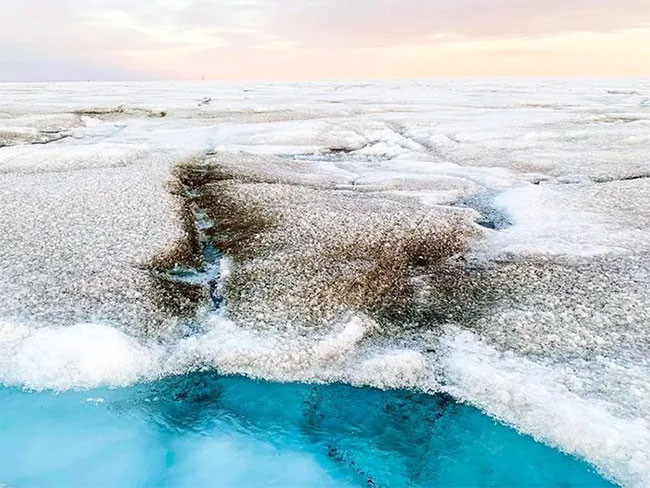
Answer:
[1,373,613,487]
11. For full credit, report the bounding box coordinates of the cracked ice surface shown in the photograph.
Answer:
[0,79,649,486]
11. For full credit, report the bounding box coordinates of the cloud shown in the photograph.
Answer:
[1,0,649,80]
[258,0,650,47]
[0,43,149,82]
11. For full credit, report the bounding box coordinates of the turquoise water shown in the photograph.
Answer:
[0,373,613,487]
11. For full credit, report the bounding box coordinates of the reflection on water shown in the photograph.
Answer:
[0,373,613,487]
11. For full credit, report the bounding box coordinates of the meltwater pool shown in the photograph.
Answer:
[0,373,613,487]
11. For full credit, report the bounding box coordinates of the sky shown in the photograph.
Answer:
[1,0,650,81]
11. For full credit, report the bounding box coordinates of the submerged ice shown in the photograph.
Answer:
[1,78,649,487]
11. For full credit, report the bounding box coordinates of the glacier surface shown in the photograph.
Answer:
[0,79,649,486]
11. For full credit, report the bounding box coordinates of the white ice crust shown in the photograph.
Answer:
[441,328,650,488]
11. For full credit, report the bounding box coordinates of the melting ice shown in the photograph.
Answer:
[1,78,649,487]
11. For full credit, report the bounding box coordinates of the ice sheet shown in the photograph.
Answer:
[0,78,648,486]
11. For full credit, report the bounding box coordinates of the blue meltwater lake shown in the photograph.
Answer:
[0,373,613,487]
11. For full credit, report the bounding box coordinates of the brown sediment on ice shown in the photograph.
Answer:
[141,272,208,327]
[152,152,650,373]
[72,106,167,119]
[591,172,650,183]
[0,130,72,148]
[0,113,84,148]
[157,152,481,329]
[0,130,34,148]
[140,157,214,328]
[594,115,644,124]
[142,150,650,372]
[147,166,204,273]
